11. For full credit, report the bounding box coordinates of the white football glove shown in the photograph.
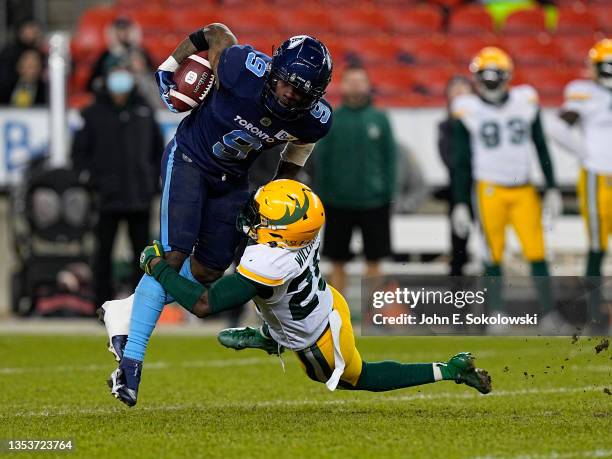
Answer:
[451,203,471,239]
[542,188,563,229]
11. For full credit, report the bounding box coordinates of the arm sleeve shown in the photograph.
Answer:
[152,260,257,314]
[208,273,259,313]
[450,119,472,205]
[437,120,453,171]
[531,111,556,189]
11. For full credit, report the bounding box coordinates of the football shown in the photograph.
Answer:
[169,54,215,112]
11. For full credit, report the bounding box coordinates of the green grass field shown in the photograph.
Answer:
[0,334,610,458]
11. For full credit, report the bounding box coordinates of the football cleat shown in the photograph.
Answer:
[217,326,284,356]
[107,335,128,362]
[108,357,142,407]
[447,352,492,394]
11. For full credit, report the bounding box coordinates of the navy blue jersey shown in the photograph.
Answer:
[174,45,333,177]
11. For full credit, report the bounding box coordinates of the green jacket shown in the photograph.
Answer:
[314,104,397,209]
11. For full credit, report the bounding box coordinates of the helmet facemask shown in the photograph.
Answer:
[595,61,612,90]
[261,35,332,121]
[475,68,510,103]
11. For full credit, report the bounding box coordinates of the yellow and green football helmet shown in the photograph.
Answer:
[469,46,513,102]
[589,38,612,89]
[238,179,325,249]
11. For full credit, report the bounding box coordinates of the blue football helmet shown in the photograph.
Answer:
[262,35,333,120]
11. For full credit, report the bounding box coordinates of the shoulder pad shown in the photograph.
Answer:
[451,93,477,119]
[564,79,595,102]
[217,45,269,91]
[511,84,539,105]
[237,244,298,286]
[298,99,333,143]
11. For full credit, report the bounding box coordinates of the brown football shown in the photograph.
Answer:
[169,54,215,112]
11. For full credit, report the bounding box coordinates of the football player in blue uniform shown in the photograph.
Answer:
[106,23,333,406]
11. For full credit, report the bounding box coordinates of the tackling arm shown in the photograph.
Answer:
[148,258,257,318]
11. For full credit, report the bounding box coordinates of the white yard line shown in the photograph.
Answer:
[0,357,278,375]
[1,385,607,419]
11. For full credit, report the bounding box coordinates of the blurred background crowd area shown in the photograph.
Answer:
[0,0,609,322]
[1,0,611,108]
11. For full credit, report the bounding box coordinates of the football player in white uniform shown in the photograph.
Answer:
[555,39,612,277]
[110,179,491,405]
[450,47,561,315]
[552,38,612,331]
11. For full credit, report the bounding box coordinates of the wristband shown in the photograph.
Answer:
[189,29,209,51]
[158,56,179,72]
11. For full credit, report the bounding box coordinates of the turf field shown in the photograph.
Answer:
[0,334,610,459]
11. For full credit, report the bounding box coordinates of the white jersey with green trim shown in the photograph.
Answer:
[236,234,333,351]
[563,79,612,174]
[452,85,540,186]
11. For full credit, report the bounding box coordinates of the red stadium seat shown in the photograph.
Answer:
[70,63,93,92]
[116,0,164,10]
[368,67,415,96]
[503,8,548,34]
[382,5,443,35]
[591,4,612,33]
[239,34,284,55]
[430,0,466,9]
[342,36,399,66]
[554,33,601,65]
[448,34,501,65]
[217,8,281,36]
[124,9,172,36]
[556,4,598,34]
[514,66,581,104]
[68,92,94,110]
[372,0,421,5]
[169,10,221,36]
[448,5,495,34]
[277,8,335,36]
[330,7,390,35]
[501,35,562,66]
[164,0,216,7]
[410,65,458,98]
[221,0,270,7]
[144,34,181,66]
[395,35,454,66]
[314,34,347,64]
[73,6,118,61]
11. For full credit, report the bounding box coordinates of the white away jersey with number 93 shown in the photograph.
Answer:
[236,234,333,351]
[563,79,612,174]
[452,85,540,186]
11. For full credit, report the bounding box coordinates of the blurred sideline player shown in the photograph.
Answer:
[552,39,612,331]
[554,39,612,277]
[105,24,334,406]
[131,180,491,403]
[450,47,562,315]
